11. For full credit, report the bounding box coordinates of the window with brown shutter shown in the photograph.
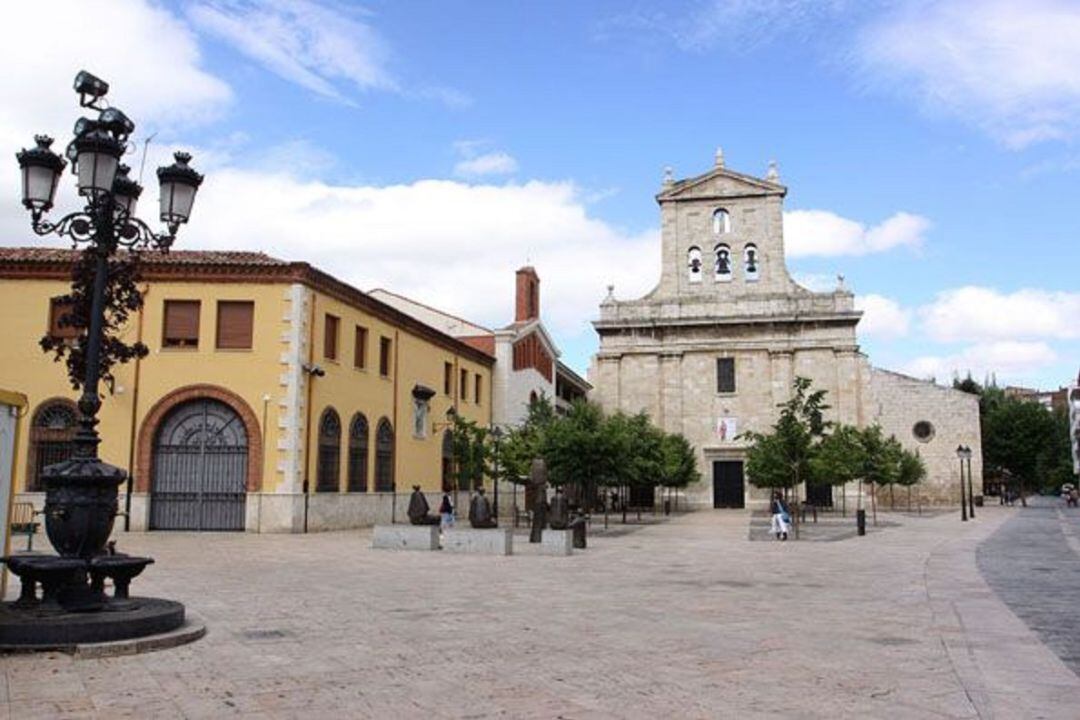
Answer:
[460,369,468,402]
[444,362,453,395]
[475,374,482,404]
[163,300,200,348]
[216,301,254,349]
[379,336,392,377]
[354,325,368,369]
[324,314,339,360]
[48,297,78,340]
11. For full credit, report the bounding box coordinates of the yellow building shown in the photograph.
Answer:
[0,248,492,532]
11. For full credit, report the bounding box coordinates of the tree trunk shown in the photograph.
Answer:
[890,483,895,509]
[842,482,847,517]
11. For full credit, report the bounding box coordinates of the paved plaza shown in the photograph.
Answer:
[3,505,1080,719]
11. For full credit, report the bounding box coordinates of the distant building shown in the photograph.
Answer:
[1004,385,1070,415]
[589,151,981,508]
[372,266,590,428]
[0,248,493,532]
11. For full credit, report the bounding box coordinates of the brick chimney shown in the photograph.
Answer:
[515,266,540,322]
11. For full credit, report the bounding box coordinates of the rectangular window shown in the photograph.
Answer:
[444,362,453,395]
[215,301,254,349]
[379,336,392,377]
[475,374,482,404]
[354,325,368,369]
[163,300,200,348]
[460,369,469,402]
[48,297,78,340]
[324,314,339,360]
[716,357,736,393]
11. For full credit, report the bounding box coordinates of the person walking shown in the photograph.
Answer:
[439,491,455,530]
[770,491,791,541]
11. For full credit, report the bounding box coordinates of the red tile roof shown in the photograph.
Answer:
[0,247,286,266]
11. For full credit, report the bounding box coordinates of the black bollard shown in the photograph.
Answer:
[856,509,866,536]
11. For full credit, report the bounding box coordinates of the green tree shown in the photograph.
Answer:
[448,412,488,492]
[742,377,830,498]
[896,448,927,511]
[658,432,701,502]
[809,424,865,515]
[859,425,901,522]
[983,396,1056,502]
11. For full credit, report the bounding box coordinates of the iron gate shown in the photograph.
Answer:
[151,398,248,531]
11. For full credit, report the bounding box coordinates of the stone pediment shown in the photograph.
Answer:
[657,167,786,202]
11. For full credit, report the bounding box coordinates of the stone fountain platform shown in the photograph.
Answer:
[0,596,187,650]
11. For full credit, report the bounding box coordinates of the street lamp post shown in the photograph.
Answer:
[964,446,975,519]
[13,71,201,577]
[956,445,968,522]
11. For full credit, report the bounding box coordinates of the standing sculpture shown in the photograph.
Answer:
[528,458,548,543]
[468,488,497,528]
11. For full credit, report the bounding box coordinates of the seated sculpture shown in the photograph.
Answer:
[407,485,440,525]
[548,487,570,530]
[468,488,498,528]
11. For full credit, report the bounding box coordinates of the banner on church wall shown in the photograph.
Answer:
[716,417,737,442]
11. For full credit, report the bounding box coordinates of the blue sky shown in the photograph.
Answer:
[2,0,1078,390]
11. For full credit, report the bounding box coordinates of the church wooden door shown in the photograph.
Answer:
[712,461,744,509]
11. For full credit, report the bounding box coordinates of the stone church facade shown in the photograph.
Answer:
[589,152,981,508]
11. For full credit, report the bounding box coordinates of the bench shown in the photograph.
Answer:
[10,502,41,551]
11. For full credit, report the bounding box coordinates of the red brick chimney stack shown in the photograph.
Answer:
[515,266,540,322]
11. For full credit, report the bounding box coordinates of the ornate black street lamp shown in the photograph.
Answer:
[2,71,202,638]
[956,445,968,522]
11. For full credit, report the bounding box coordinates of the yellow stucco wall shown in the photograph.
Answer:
[0,275,492,500]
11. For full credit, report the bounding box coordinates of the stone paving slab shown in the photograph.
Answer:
[2,506,1078,718]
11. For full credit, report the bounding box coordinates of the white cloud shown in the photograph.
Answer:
[903,341,1059,383]
[783,210,929,257]
[188,0,396,103]
[791,272,838,292]
[173,171,657,338]
[454,152,519,178]
[920,287,1080,343]
[857,0,1080,147]
[855,294,910,339]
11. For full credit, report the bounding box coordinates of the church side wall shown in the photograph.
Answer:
[865,368,982,506]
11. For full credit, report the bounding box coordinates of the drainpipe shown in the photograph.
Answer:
[302,292,317,533]
[123,284,148,532]
[392,329,399,523]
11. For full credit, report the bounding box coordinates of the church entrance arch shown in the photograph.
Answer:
[712,460,744,509]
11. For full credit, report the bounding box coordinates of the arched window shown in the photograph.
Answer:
[687,246,703,283]
[743,244,759,281]
[348,413,369,492]
[441,430,454,492]
[714,243,732,281]
[28,400,78,491]
[375,418,395,492]
[713,208,730,234]
[316,408,341,492]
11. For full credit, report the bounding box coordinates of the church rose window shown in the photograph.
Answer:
[912,421,935,443]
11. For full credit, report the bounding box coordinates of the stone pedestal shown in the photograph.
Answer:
[539,529,573,556]
[443,528,513,556]
[372,524,439,551]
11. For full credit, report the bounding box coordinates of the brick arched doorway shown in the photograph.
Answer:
[137,385,262,531]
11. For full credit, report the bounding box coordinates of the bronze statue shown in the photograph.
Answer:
[468,488,498,528]
[528,458,548,543]
[407,485,440,525]
[548,486,569,530]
